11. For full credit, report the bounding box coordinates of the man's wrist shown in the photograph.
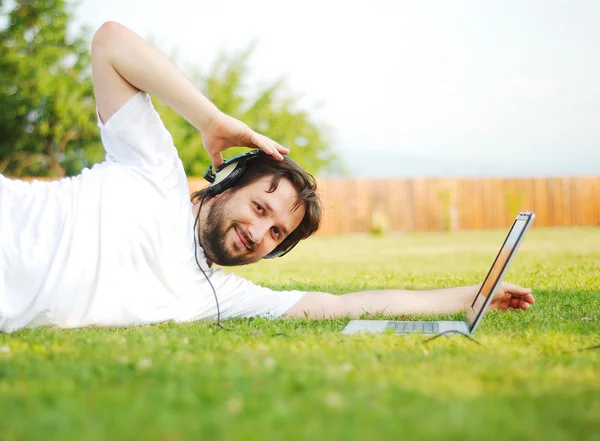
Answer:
[184,90,223,133]
[198,106,223,134]
[460,284,480,311]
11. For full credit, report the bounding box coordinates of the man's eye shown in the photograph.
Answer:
[254,203,264,213]
[272,227,281,239]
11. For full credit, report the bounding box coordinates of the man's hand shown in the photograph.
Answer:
[202,113,290,168]
[489,282,535,311]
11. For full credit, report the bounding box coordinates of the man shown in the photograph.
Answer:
[0,22,534,332]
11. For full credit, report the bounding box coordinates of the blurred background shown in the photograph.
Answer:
[1,0,599,233]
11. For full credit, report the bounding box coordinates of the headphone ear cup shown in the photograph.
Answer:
[207,160,247,195]
[203,150,264,195]
[203,150,263,195]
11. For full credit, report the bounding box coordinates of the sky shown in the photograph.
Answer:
[70,0,599,175]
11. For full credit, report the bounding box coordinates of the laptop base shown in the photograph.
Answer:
[341,320,470,335]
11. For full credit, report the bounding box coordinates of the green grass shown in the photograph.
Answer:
[1,227,599,441]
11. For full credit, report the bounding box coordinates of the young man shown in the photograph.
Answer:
[0,22,534,332]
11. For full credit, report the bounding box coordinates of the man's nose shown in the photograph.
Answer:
[248,220,271,244]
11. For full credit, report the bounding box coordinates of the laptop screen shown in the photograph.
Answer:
[468,215,531,329]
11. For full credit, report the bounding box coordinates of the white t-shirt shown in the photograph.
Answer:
[0,92,305,332]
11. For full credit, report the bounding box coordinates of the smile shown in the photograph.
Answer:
[235,227,251,250]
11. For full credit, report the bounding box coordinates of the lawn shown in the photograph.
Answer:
[1,227,599,441]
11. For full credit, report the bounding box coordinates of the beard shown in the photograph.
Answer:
[198,194,260,267]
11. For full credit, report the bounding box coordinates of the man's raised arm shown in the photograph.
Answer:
[90,21,288,166]
[284,283,534,319]
[91,21,219,129]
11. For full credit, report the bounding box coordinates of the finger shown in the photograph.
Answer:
[268,139,285,160]
[249,133,273,154]
[509,298,521,309]
[256,133,288,156]
[257,137,285,161]
[511,293,535,307]
[503,282,532,295]
[250,133,287,161]
[272,139,290,155]
[508,296,532,311]
[210,152,224,168]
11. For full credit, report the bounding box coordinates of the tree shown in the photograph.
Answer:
[0,1,339,178]
[153,47,341,177]
[0,0,101,177]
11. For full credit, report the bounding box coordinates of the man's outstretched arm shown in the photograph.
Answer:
[91,21,288,166]
[284,283,535,319]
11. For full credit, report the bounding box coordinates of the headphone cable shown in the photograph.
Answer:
[193,194,224,329]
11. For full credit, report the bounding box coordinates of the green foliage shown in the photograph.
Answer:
[0,4,339,179]
[154,47,341,177]
[1,228,599,440]
[370,207,390,236]
[0,0,101,177]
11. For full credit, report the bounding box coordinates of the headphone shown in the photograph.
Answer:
[203,150,261,196]
[202,149,300,259]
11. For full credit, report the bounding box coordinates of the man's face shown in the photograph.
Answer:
[200,176,305,266]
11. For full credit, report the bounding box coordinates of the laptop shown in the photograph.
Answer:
[342,212,535,336]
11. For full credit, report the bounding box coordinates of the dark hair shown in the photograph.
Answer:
[191,153,323,257]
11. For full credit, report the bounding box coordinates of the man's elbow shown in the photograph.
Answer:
[284,292,344,319]
[91,21,123,53]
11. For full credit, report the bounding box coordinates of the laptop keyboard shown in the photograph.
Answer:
[386,321,440,334]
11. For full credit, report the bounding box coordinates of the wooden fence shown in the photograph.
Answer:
[191,176,600,234]
[19,176,600,234]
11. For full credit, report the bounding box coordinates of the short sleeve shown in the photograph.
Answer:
[206,269,306,319]
[97,92,178,167]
